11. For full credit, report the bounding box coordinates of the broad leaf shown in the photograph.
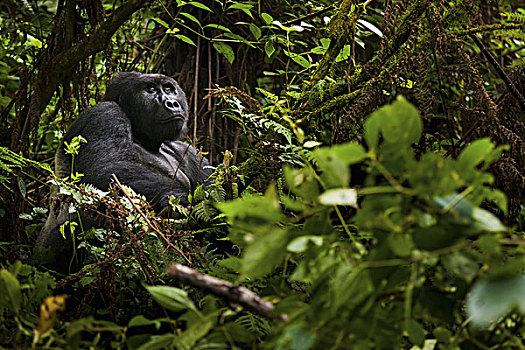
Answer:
[467,275,525,327]
[213,42,235,64]
[0,269,21,314]
[287,236,323,253]
[241,228,288,279]
[364,96,422,150]
[457,138,494,169]
[146,285,196,312]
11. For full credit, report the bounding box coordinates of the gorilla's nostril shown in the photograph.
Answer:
[165,100,180,110]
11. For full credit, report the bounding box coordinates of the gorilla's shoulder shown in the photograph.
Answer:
[80,101,124,119]
[64,101,130,143]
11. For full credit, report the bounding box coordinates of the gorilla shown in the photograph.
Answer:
[35,72,213,265]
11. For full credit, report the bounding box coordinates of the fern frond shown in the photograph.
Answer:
[209,185,226,202]
[234,313,271,337]
[502,10,525,23]
[192,201,219,223]
[259,119,293,144]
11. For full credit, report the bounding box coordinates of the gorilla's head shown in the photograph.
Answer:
[105,72,189,150]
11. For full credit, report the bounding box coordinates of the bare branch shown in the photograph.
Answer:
[166,263,289,321]
[111,174,193,265]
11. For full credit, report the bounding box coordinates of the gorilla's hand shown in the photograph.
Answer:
[160,141,211,190]
[134,142,191,190]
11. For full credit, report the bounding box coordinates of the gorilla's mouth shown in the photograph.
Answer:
[160,114,185,123]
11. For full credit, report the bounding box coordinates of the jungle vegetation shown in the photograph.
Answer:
[0,0,524,348]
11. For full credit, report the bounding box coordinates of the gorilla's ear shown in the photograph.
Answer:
[104,72,139,103]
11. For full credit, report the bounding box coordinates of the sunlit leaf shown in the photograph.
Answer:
[151,17,169,28]
[318,188,357,207]
[180,12,201,26]
[227,3,253,18]
[249,23,262,40]
[357,19,383,37]
[467,275,525,327]
[185,1,212,12]
[287,236,323,253]
[261,12,273,25]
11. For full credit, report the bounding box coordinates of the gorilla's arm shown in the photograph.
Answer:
[58,102,195,209]
[160,141,214,190]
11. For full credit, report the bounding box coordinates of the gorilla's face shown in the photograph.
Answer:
[104,72,189,150]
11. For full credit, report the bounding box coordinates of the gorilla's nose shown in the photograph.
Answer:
[165,99,181,112]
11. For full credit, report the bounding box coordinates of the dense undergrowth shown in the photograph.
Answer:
[1,0,525,349]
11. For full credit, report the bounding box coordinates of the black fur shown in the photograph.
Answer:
[35,73,213,266]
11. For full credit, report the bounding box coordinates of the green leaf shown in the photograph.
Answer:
[457,138,494,169]
[175,313,215,348]
[472,208,505,232]
[137,334,176,350]
[174,34,196,46]
[364,96,422,150]
[284,166,321,202]
[335,44,351,62]
[151,17,170,28]
[241,228,287,279]
[26,38,43,48]
[213,42,235,64]
[180,12,201,26]
[277,325,316,350]
[223,32,255,47]
[406,319,425,347]
[477,234,502,256]
[0,269,21,314]
[185,1,212,12]
[291,54,310,68]
[17,176,26,198]
[227,3,253,18]
[387,234,414,257]
[332,268,373,311]
[218,187,282,229]
[442,252,478,282]
[128,315,163,329]
[313,142,367,166]
[318,188,357,207]
[467,275,525,327]
[249,23,262,40]
[204,23,232,32]
[19,213,33,220]
[287,236,323,253]
[265,40,275,57]
[145,285,196,312]
[166,27,180,34]
[261,12,273,25]
[433,194,474,223]
[218,256,242,272]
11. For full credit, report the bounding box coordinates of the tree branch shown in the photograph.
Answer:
[454,23,525,36]
[166,263,289,320]
[469,34,525,112]
[11,0,150,150]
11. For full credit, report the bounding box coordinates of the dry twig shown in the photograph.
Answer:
[111,174,192,265]
[167,263,289,321]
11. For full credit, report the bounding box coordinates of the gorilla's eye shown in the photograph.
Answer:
[146,85,156,93]
[164,84,176,93]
